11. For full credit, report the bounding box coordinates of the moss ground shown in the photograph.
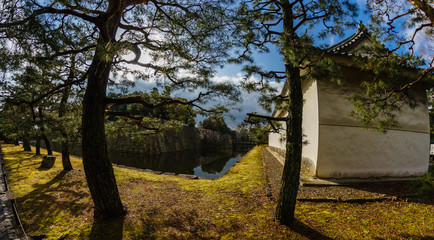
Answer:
[1,143,433,239]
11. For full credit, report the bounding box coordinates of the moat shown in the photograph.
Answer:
[108,146,252,179]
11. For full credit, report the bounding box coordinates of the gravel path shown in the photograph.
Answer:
[0,147,23,240]
[262,147,420,201]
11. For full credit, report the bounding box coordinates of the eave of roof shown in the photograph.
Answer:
[326,21,371,55]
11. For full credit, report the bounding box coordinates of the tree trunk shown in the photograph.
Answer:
[59,60,74,172]
[61,139,73,171]
[81,9,125,218]
[274,0,303,226]
[35,138,41,155]
[23,136,31,151]
[42,135,53,155]
[40,155,56,169]
[14,137,19,146]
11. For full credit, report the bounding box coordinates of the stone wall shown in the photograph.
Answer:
[45,126,234,156]
[107,126,202,155]
[199,128,233,151]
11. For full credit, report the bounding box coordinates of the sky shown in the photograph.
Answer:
[126,2,365,129]
[123,0,432,129]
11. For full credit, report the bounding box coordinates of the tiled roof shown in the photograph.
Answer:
[326,21,371,56]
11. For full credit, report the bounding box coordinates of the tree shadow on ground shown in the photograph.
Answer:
[374,234,434,240]
[15,170,92,234]
[290,219,334,240]
[90,215,125,240]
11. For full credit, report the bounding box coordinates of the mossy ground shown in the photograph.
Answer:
[2,143,433,239]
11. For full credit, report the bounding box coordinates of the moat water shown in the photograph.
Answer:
[108,146,252,179]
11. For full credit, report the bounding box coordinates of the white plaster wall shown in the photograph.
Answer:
[315,67,430,178]
[268,127,286,151]
[301,79,319,171]
[317,126,430,178]
[316,68,429,132]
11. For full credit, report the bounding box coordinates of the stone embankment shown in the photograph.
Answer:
[48,126,234,156]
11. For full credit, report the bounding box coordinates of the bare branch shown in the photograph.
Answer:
[36,45,96,60]
[105,111,162,132]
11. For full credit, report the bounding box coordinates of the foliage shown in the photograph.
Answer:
[0,104,34,142]
[347,33,430,131]
[429,89,434,140]
[107,88,196,125]
[248,124,269,144]
[0,0,241,216]
[200,115,232,134]
[351,0,434,131]
[239,116,272,144]
[413,168,434,197]
[233,0,358,225]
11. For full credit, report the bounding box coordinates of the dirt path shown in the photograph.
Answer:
[262,147,420,201]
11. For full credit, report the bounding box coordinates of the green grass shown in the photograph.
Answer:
[2,143,433,239]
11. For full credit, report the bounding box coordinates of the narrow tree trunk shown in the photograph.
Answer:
[35,138,41,155]
[274,65,303,226]
[61,138,73,171]
[23,136,31,151]
[14,138,19,146]
[42,135,53,155]
[81,9,125,218]
[58,59,74,172]
[274,0,303,226]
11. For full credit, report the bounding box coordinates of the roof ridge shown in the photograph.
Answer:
[326,21,371,54]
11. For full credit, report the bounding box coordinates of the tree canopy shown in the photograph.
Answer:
[233,0,358,226]
[0,0,240,218]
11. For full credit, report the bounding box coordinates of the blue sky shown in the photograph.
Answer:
[127,2,366,129]
[126,0,432,129]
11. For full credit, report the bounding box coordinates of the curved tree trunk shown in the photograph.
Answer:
[35,138,41,155]
[42,135,53,155]
[274,0,303,226]
[81,9,125,218]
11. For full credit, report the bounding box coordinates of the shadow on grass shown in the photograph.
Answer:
[15,170,92,233]
[374,234,434,240]
[290,219,333,240]
[90,216,125,240]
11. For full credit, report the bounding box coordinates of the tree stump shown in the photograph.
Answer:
[40,155,56,169]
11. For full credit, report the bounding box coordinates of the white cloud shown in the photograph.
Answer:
[404,25,433,62]
[109,69,286,129]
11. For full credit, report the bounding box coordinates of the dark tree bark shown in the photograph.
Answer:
[37,107,53,155]
[23,136,31,151]
[274,0,303,226]
[35,138,41,155]
[61,140,72,171]
[81,8,125,218]
[58,59,74,172]
[42,135,53,155]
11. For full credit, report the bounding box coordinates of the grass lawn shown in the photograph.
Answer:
[1,143,433,239]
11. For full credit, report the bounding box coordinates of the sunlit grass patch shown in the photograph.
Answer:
[2,142,433,239]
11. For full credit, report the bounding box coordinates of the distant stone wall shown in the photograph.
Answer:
[199,128,233,151]
[107,126,203,155]
[45,126,234,156]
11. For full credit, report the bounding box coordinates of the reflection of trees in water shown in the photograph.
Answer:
[108,150,201,175]
[108,145,252,177]
[200,152,232,174]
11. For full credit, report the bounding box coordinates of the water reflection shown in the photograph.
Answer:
[108,146,251,179]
